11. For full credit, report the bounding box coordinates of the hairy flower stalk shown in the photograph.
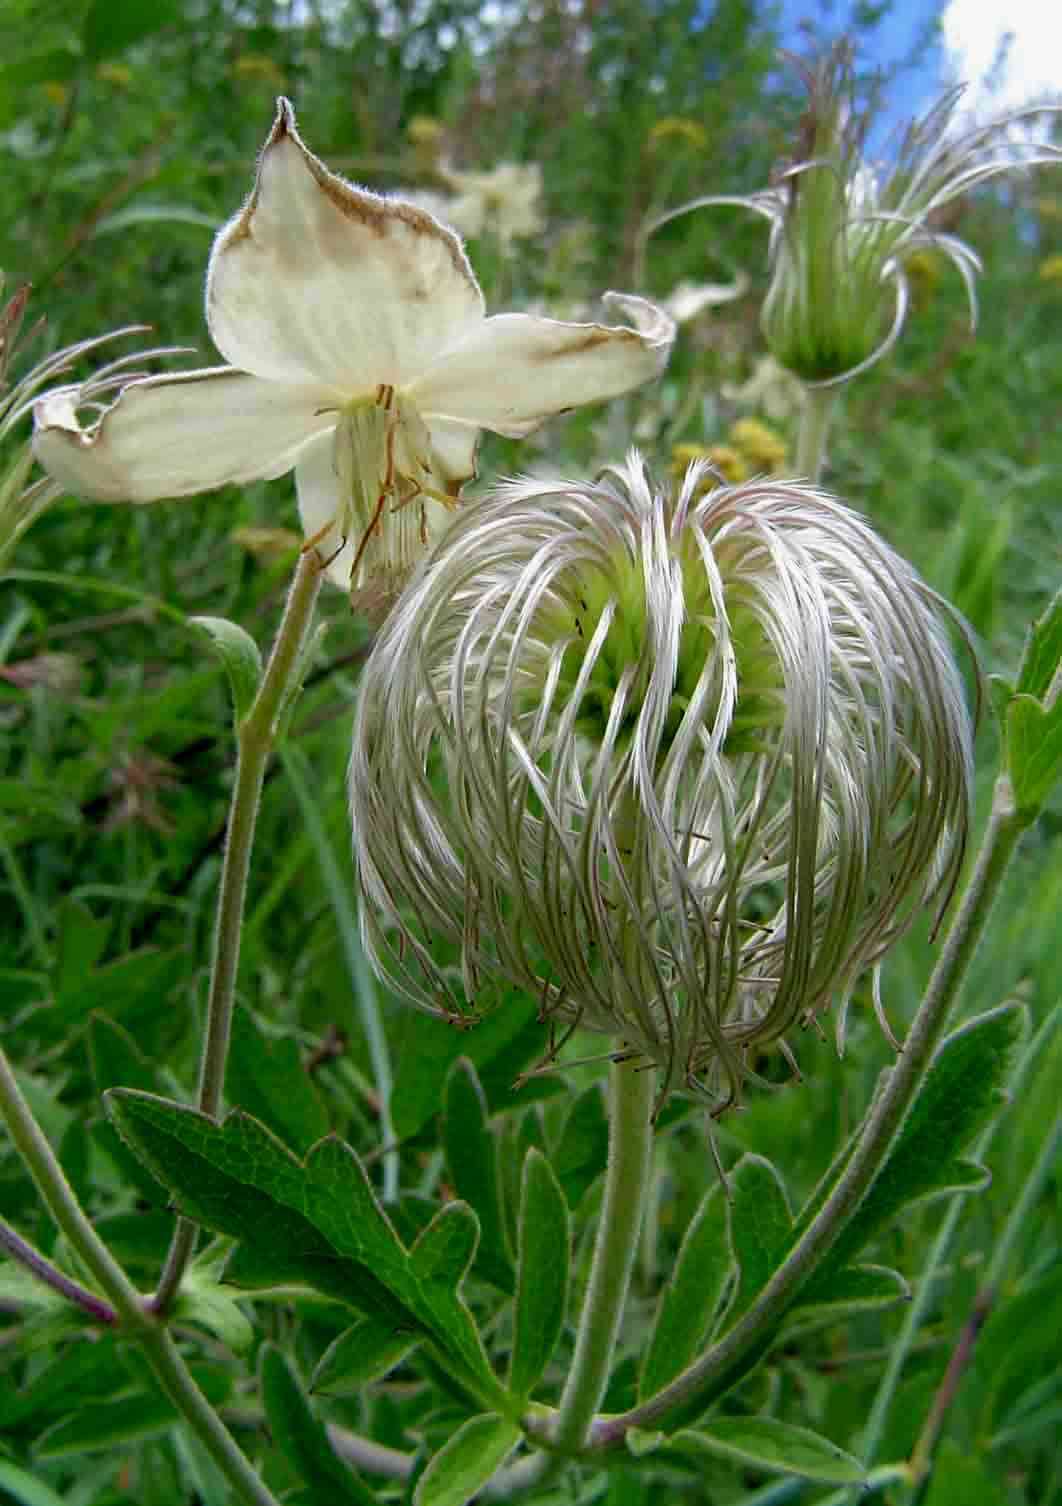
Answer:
[651,46,1060,387]
[351,454,972,1109]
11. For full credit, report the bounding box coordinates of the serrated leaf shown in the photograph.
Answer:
[190,615,262,723]
[729,1155,793,1319]
[227,1007,329,1153]
[414,1414,521,1506]
[510,1149,569,1400]
[672,1418,865,1484]
[106,1091,505,1406]
[640,1185,731,1400]
[553,1082,608,1208]
[1008,693,1062,818]
[311,1319,418,1396]
[1015,588,1062,701]
[794,1004,1023,1279]
[443,1059,513,1292]
[260,1344,377,1506]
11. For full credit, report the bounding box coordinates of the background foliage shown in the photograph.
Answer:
[2,2,1061,1504]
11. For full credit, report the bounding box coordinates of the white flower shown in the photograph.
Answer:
[721,356,805,425]
[33,100,673,601]
[662,274,748,325]
[350,454,973,1109]
[438,160,545,247]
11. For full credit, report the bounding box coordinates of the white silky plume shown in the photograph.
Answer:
[350,454,973,1109]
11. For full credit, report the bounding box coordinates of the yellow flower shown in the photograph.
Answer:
[232,54,286,88]
[729,417,787,474]
[1038,254,1062,285]
[95,62,133,87]
[670,443,747,490]
[647,117,708,152]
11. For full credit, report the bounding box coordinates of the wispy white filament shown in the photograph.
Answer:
[351,455,972,1109]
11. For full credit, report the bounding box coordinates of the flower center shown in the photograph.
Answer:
[329,384,438,583]
[529,540,782,761]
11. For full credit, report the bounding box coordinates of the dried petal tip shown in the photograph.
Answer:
[351,455,973,1110]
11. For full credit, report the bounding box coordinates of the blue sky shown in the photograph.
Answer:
[774,0,1061,128]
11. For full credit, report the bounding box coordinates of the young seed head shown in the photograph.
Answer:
[351,454,973,1110]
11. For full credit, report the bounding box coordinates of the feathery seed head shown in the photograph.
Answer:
[351,454,973,1110]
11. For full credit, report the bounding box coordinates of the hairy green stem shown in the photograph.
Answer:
[154,549,323,1313]
[592,775,1024,1445]
[0,1046,281,1506]
[552,1058,655,1453]
[0,1214,117,1324]
[795,386,837,483]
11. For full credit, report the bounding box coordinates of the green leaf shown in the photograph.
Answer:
[640,1185,731,1400]
[0,1335,127,1428]
[36,1368,229,1456]
[728,1155,792,1319]
[553,1083,609,1208]
[1008,692,1062,818]
[260,1344,377,1506]
[82,0,181,59]
[88,1011,157,1097]
[52,946,187,1028]
[672,1418,865,1484]
[54,900,108,996]
[391,993,547,1141]
[923,1440,1007,1506]
[174,1268,254,1354]
[106,1091,504,1406]
[414,1414,521,1506]
[789,1263,910,1326]
[509,1148,569,1400]
[975,1266,1062,1428]
[311,1319,418,1396]
[0,1460,68,1506]
[190,615,262,723]
[93,205,218,235]
[227,1007,329,1154]
[987,673,1014,731]
[1015,587,1062,701]
[443,1059,513,1292]
[794,1004,1024,1278]
[408,1202,479,1286]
